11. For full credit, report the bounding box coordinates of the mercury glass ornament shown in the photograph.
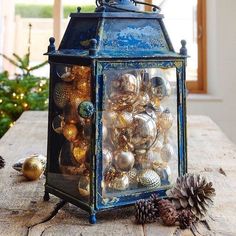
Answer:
[151,77,171,101]
[78,175,90,197]
[53,83,72,109]
[127,168,138,185]
[159,108,174,131]
[114,150,135,172]
[112,174,129,191]
[57,65,73,82]
[109,73,140,106]
[62,124,78,142]
[103,148,113,169]
[132,113,157,149]
[161,143,175,163]
[52,115,65,133]
[138,169,161,189]
[22,157,44,181]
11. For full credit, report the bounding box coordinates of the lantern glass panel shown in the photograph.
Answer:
[48,64,93,204]
[101,67,178,198]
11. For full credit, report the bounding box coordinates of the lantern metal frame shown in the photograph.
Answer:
[44,1,188,224]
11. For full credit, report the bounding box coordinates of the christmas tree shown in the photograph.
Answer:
[0,24,49,138]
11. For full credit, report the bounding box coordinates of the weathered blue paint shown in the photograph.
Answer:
[44,0,187,224]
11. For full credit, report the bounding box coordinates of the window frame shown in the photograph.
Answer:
[146,0,207,93]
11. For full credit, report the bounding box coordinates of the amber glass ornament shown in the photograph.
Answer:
[62,124,78,142]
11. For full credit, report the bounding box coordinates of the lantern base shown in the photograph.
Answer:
[89,213,97,224]
[43,191,50,201]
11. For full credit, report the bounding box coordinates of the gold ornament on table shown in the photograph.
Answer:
[132,113,157,149]
[138,169,161,189]
[114,150,135,172]
[78,175,90,197]
[22,157,44,181]
[53,82,72,109]
[13,154,46,173]
[161,143,175,163]
[52,115,65,133]
[62,124,78,142]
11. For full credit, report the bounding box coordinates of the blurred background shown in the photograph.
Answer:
[0,0,236,144]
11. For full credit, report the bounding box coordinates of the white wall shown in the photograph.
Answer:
[188,0,236,143]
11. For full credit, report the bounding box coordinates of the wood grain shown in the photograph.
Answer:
[0,112,236,235]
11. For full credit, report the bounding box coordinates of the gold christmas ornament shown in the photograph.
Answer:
[102,148,113,169]
[139,169,161,189]
[114,150,135,172]
[109,73,140,107]
[72,65,91,80]
[161,143,175,163]
[63,102,80,124]
[53,83,72,109]
[78,175,90,197]
[22,157,44,181]
[62,124,78,142]
[159,108,174,131]
[112,174,129,191]
[52,115,65,133]
[127,168,138,185]
[151,77,172,101]
[72,145,87,164]
[132,113,157,149]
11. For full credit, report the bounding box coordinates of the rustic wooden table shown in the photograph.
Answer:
[0,111,236,236]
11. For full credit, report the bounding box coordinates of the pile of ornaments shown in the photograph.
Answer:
[102,70,176,193]
[52,65,95,197]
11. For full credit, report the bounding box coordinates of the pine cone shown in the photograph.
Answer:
[135,199,159,224]
[167,173,216,219]
[0,156,5,169]
[158,199,178,226]
[178,209,195,229]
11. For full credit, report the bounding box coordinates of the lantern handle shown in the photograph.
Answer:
[96,0,161,13]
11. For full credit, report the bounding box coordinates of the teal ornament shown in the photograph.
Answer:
[78,101,95,119]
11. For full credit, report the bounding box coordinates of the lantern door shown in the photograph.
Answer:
[96,60,186,210]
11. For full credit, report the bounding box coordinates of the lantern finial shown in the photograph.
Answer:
[180,40,187,56]
[47,37,55,52]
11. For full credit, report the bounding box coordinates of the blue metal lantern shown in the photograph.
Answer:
[44,0,187,224]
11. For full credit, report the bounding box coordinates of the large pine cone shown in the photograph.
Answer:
[0,156,5,169]
[135,199,159,224]
[158,199,178,226]
[167,173,216,219]
[178,209,196,229]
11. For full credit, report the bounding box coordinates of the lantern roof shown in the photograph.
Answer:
[46,0,187,60]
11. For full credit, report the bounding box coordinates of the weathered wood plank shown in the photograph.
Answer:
[0,112,236,236]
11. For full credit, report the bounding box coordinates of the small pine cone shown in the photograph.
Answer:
[178,209,196,229]
[158,199,178,226]
[135,199,159,224]
[0,156,5,169]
